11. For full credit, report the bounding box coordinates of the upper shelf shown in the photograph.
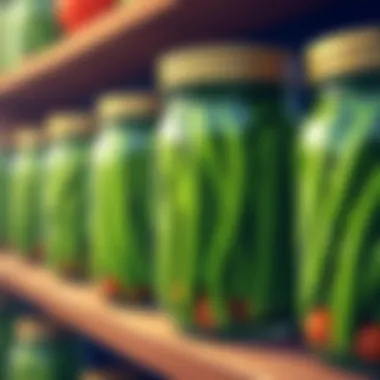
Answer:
[0,254,367,380]
[0,0,329,119]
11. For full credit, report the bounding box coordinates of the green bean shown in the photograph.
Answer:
[330,169,380,354]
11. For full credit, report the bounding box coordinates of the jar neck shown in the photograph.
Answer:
[16,0,53,8]
[53,134,92,146]
[165,82,283,103]
[311,73,380,125]
[315,72,380,101]
[17,339,48,348]
[19,145,40,154]
[104,116,155,131]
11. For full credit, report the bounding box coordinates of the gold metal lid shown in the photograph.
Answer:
[157,44,288,89]
[97,91,157,121]
[306,26,380,83]
[46,111,93,140]
[15,318,48,342]
[14,127,40,148]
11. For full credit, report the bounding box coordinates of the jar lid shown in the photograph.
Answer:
[97,92,157,121]
[14,127,40,148]
[46,111,93,140]
[15,317,48,342]
[306,26,380,83]
[157,44,288,90]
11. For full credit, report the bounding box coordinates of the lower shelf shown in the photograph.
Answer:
[0,253,367,380]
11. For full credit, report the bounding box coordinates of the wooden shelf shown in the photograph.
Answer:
[0,0,329,120]
[0,254,368,380]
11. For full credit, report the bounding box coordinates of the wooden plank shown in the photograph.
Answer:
[0,0,329,119]
[0,254,367,380]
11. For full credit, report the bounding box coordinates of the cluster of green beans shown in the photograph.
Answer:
[90,117,154,301]
[8,326,56,380]
[297,95,380,359]
[0,148,9,247]
[155,96,293,333]
[8,146,41,257]
[43,137,91,277]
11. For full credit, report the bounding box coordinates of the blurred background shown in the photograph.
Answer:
[0,1,380,380]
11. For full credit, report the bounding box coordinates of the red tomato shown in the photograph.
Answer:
[355,324,380,363]
[194,297,217,329]
[99,277,122,299]
[304,308,331,348]
[229,299,250,322]
[56,0,116,34]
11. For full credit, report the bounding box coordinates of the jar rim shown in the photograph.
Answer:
[45,111,93,140]
[306,26,380,83]
[157,44,288,91]
[96,91,157,121]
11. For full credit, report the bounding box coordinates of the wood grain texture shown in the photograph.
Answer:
[0,0,329,120]
[0,254,367,380]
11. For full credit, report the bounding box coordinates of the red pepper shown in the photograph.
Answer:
[229,299,250,322]
[355,324,380,363]
[100,277,122,299]
[194,297,217,329]
[56,0,117,34]
[304,308,331,348]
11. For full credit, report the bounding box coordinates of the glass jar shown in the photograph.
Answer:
[48,326,80,380]
[0,296,13,380]
[43,112,93,279]
[2,0,13,71]
[5,0,58,70]
[7,318,56,380]
[90,92,156,303]
[0,0,7,71]
[4,145,14,250]
[298,27,380,371]
[8,128,42,258]
[0,132,11,249]
[154,45,294,338]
